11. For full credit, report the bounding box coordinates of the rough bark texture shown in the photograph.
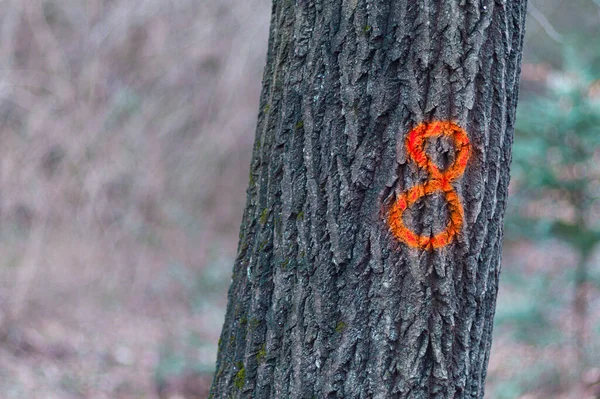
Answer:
[211,0,527,398]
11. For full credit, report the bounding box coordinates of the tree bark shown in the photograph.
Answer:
[211,0,527,398]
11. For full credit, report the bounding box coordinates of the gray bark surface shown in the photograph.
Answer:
[210,0,527,398]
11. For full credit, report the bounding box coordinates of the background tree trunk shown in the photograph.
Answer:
[210,0,527,397]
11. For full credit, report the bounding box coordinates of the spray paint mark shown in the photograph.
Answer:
[388,121,471,250]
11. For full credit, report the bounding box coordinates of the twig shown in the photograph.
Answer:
[528,1,564,43]
[593,0,600,20]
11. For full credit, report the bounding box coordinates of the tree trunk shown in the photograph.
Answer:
[210,0,527,398]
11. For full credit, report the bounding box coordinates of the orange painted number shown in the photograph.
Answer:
[388,121,471,250]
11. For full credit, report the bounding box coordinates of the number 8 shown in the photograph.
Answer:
[388,121,471,249]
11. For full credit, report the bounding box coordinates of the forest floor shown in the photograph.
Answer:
[0,228,229,399]
[0,234,598,399]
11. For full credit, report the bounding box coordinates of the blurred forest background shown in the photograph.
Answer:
[0,0,598,398]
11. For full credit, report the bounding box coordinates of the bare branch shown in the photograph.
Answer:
[528,1,564,43]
